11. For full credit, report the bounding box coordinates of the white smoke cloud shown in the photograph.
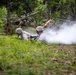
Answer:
[38,21,76,44]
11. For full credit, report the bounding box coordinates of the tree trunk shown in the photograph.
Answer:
[60,1,63,19]
[46,0,51,20]
[5,1,12,34]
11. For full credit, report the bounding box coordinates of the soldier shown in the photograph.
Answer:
[15,28,31,40]
[15,28,38,40]
[36,26,44,36]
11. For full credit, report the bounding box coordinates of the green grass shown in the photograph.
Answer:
[0,35,76,75]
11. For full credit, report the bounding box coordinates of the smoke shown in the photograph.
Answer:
[38,20,76,44]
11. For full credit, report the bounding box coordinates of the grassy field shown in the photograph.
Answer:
[0,35,76,75]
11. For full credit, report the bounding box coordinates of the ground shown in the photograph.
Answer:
[0,35,76,75]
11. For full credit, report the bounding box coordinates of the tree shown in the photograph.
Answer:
[0,0,13,34]
[0,0,38,34]
[46,0,51,20]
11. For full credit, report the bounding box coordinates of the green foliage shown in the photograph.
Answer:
[61,0,68,4]
[0,7,7,18]
[0,0,76,34]
[0,7,7,33]
[34,4,46,25]
[52,11,60,20]
[0,35,76,75]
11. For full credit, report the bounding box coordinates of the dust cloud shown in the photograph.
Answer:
[38,20,76,44]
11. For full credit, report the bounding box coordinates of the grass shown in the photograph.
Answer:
[0,35,76,75]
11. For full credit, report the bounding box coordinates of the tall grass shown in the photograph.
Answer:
[0,35,76,75]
